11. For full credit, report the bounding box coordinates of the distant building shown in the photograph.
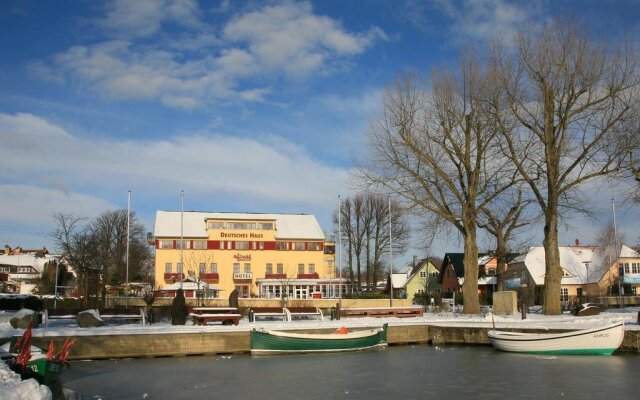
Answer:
[153,211,347,299]
[0,245,58,294]
[511,244,640,306]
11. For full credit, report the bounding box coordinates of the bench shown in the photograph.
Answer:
[249,307,291,322]
[43,308,146,326]
[339,306,424,318]
[43,308,83,326]
[99,308,146,325]
[190,307,241,326]
[286,307,323,321]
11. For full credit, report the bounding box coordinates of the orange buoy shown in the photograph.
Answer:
[336,326,348,334]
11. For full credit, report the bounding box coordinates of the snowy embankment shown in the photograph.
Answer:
[1,307,638,340]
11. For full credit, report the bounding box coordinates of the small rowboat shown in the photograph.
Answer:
[487,322,625,355]
[250,324,388,355]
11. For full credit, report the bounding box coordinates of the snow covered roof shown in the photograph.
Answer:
[158,281,220,291]
[391,273,408,289]
[154,211,325,240]
[0,254,58,273]
[517,245,622,286]
[619,244,640,258]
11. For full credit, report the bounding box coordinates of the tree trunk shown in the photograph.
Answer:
[462,221,481,314]
[495,235,507,292]
[542,210,563,314]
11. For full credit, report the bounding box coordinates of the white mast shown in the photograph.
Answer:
[389,195,393,307]
[338,195,342,303]
[180,190,184,290]
[126,190,131,307]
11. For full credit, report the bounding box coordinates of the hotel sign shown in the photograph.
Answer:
[234,273,253,280]
[233,253,251,261]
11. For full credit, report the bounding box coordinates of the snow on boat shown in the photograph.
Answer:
[250,324,388,355]
[487,322,625,355]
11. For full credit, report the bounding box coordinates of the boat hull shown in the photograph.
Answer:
[487,323,625,355]
[251,325,388,355]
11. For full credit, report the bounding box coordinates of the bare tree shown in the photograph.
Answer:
[334,193,409,292]
[478,188,535,291]
[491,18,640,314]
[184,250,217,306]
[355,58,517,314]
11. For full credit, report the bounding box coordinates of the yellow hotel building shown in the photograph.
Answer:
[153,211,347,299]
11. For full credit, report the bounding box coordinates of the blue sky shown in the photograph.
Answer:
[1,0,639,258]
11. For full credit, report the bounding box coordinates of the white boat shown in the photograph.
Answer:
[487,322,625,355]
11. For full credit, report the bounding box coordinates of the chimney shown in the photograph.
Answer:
[413,255,418,268]
[4,245,9,255]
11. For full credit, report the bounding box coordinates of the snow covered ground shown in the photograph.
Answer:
[1,307,638,399]
[1,307,638,340]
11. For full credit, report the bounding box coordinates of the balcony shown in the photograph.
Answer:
[201,273,219,283]
[164,273,184,282]
[297,273,319,279]
[265,273,287,279]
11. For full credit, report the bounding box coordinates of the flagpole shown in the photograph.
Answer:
[338,195,342,305]
[389,195,393,307]
[126,190,130,307]
[180,190,184,290]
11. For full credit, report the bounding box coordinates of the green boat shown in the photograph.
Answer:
[250,324,388,355]
[26,357,66,386]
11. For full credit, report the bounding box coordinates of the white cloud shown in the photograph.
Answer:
[32,1,385,109]
[100,0,204,38]
[0,112,350,226]
[434,0,545,44]
[0,184,115,226]
[224,2,386,78]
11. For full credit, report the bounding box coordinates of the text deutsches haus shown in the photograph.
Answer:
[220,232,264,239]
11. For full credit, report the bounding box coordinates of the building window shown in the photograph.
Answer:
[208,221,224,229]
[309,264,315,274]
[621,263,630,274]
[236,241,250,250]
[235,285,250,298]
[560,288,569,302]
[244,263,251,273]
[199,263,206,274]
[431,272,439,278]
[18,267,31,273]
[159,240,173,249]
[210,263,217,273]
[298,264,305,274]
[258,222,273,230]
[576,288,583,298]
[266,263,273,274]
[277,263,284,274]
[233,263,240,274]
[308,242,321,251]
[632,263,640,274]
[227,222,256,230]
[177,263,183,274]
[176,240,191,250]
[255,241,264,250]
[276,241,289,250]
[193,240,207,249]
[293,242,305,251]
[419,271,426,278]
[632,286,638,295]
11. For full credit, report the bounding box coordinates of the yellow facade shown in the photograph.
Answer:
[154,214,335,298]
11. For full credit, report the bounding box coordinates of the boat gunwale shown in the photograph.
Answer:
[259,327,383,340]
[487,322,624,343]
